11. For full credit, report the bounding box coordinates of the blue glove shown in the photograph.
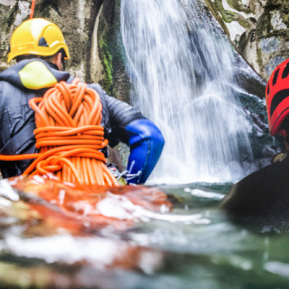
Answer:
[125,119,165,184]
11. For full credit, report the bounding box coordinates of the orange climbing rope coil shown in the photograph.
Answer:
[0,79,119,187]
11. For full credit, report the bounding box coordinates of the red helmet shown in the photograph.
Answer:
[266,58,289,136]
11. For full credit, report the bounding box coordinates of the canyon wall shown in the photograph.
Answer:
[205,0,289,80]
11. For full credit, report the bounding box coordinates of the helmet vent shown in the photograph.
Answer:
[282,63,289,79]
[38,37,49,47]
[273,69,280,86]
[270,89,289,117]
[267,84,270,95]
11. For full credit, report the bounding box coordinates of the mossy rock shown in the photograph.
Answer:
[98,0,130,103]
[0,0,104,83]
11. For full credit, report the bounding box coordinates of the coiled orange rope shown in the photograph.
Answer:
[0,79,119,187]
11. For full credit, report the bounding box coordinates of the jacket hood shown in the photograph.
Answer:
[0,59,70,91]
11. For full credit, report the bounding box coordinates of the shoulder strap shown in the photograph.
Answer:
[0,111,36,155]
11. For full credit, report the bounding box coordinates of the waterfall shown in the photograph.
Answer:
[120,0,253,184]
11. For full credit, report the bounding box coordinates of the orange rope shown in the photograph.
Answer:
[30,0,36,19]
[0,79,119,187]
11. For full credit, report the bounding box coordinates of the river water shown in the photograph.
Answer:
[1,178,289,288]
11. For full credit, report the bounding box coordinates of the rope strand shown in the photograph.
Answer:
[30,0,36,19]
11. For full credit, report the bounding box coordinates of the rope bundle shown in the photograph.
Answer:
[0,79,119,186]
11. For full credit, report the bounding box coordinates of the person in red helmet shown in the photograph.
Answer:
[220,58,289,231]
[266,58,289,137]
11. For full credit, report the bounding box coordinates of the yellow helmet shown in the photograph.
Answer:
[8,18,70,62]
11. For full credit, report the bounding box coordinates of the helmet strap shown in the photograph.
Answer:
[61,57,66,71]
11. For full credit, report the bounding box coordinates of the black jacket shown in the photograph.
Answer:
[0,59,144,178]
[220,152,289,231]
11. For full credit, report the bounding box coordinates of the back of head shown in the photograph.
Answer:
[266,58,289,137]
[8,18,70,62]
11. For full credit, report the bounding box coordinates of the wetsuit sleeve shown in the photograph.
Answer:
[125,119,165,184]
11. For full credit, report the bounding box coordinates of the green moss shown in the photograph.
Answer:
[255,11,270,40]
[213,0,251,28]
[264,0,289,32]
[204,0,230,36]
[283,14,289,26]
[265,0,283,7]
[98,36,114,95]
[214,0,235,23]
[263,0,289,41]
[239,19,250,29]
[227,0,253,13]
[97,0,131,102]
[206,0,253,33]
[256,48,263,68]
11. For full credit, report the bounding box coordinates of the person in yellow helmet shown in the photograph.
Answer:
[0,18,164,183]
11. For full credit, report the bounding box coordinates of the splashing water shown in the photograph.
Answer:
[121,0,253,184]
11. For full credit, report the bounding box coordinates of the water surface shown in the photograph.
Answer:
[0,179,288,288]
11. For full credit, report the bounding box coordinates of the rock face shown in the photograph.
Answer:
[0,0,130,100]
[0,0,104,83]
[2,0,286,93]
[205,0,289,80]
[97,0,130,102]
[1,0,288,89]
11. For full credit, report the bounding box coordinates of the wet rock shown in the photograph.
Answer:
[270,10,287,30]
[0,0,131,103]
[259,37,281,53]
[97,0,131,103]
[14,1,30,26]
[204,0,289,81]
[0,0,16,5]
[265,56,286,76]
[0,0,104,83]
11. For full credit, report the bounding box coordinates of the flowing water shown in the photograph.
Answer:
[121,0,256,184]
